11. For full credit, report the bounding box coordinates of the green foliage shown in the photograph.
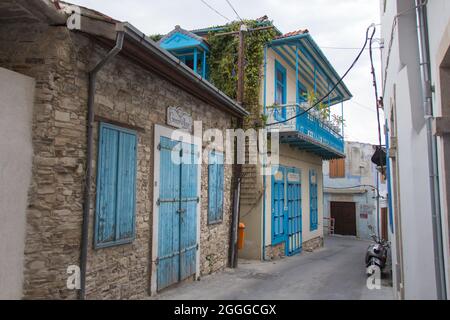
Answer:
[149,34,164,42]
[332,114,345,127]
[303,89,330,120]
[207,20,277,128]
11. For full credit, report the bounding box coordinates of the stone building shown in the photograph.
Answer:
[159,19,353,260]
[0,0,247,299]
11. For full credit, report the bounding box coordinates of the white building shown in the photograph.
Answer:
[323,142,388,241]
[380,0,450,299]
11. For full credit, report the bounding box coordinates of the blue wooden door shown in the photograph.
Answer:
[286,168,302,255]
[272,166,286,245]
[157,137,198,290]
[310,169,318,231]
[179,141,198,281]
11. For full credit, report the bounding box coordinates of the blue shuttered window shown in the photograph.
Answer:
[309,169,318,231]
[95,122,137,248]
[208,150,224,224]
[274,60,287,121]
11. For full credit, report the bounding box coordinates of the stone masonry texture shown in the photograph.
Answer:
[0,22,236,299]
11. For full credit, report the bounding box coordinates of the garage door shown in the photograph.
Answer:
[330,202,356,236]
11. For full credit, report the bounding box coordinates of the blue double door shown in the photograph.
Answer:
[157,136,198,291]
[272,166,302,256]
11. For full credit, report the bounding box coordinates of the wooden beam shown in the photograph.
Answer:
[433,116,450,136]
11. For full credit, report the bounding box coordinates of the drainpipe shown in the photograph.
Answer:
[79,28,125,300]
[415,0,447,300]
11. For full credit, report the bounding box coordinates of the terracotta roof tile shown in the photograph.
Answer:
[275,29,309,39]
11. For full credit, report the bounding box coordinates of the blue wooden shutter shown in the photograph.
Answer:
[95,123,137,248]
[216,152,224,222]
[208,151,217,223]
[208,151,224,223]
[116,131,137,240]
[96,126,119,244]
[309,169,318,231]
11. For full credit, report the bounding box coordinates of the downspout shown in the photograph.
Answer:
[415,0,447,300]
[262,45,268,261]
[385,120,394,234]
[79,29,125,300]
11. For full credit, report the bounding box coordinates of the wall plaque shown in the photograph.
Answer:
[167,106,193,132]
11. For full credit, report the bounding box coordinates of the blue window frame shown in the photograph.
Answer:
[208,150,224,224]
[95,122,137,248]
[271,166,286,245]
[309,169,318,231]
[274,60,287,120]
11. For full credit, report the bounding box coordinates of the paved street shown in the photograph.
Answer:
[152,236,394,300]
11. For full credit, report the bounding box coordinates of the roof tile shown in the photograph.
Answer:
[275,29,309,39]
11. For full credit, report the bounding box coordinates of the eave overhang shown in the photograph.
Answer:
[279,131,345,160]
[269,34,353,107]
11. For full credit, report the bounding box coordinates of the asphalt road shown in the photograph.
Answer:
[151,236,394,300]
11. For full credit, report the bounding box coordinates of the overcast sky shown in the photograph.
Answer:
[70,0,383,144]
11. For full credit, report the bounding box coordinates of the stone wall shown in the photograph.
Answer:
[303,237,324,252]
[0,22,235,299]
[264,243,285,260]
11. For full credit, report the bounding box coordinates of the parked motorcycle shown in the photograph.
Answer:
[365,226,390,276]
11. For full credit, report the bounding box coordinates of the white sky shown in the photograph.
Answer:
[70,0,384,144]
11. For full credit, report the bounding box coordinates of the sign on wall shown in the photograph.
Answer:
[167,106,193,132]
[360,204,375,216]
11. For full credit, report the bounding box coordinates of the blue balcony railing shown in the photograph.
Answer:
[266,103,345,158]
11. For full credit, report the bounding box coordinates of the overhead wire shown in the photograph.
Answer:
[225,0,244,23]
[266,24,377,126]
[200,0,231,22]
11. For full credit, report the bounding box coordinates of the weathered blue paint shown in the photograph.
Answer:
[286,167,302,256]
[193,48,198,75]
[271,165,303,255]
[202,50,207,78]
[269,34,353,105]
[95,122,137,249]
[160,32,206,51]
[273,46,344,105]
[208,150,224,223]
[309,169,318,231]
[160,31,209,78]
[180,141,199,281]
[157,136,198,290]
[271,166,286,245]
[274,60,287,120]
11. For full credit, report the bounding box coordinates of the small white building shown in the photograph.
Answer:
[380,0,450,299]
[323,142,388,240]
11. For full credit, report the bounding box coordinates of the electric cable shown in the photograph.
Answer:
[266,24,377,126]
[200,0,231,22]
[225,0,244,23]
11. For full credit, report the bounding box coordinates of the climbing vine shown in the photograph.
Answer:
[207,20,277,128]
[149,34,164,42]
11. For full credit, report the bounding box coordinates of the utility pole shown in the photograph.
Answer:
[237,23,248,105]
[216,23,273,268]
[215,24,273,107]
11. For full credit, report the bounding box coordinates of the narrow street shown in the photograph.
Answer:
[152,236,394,300]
